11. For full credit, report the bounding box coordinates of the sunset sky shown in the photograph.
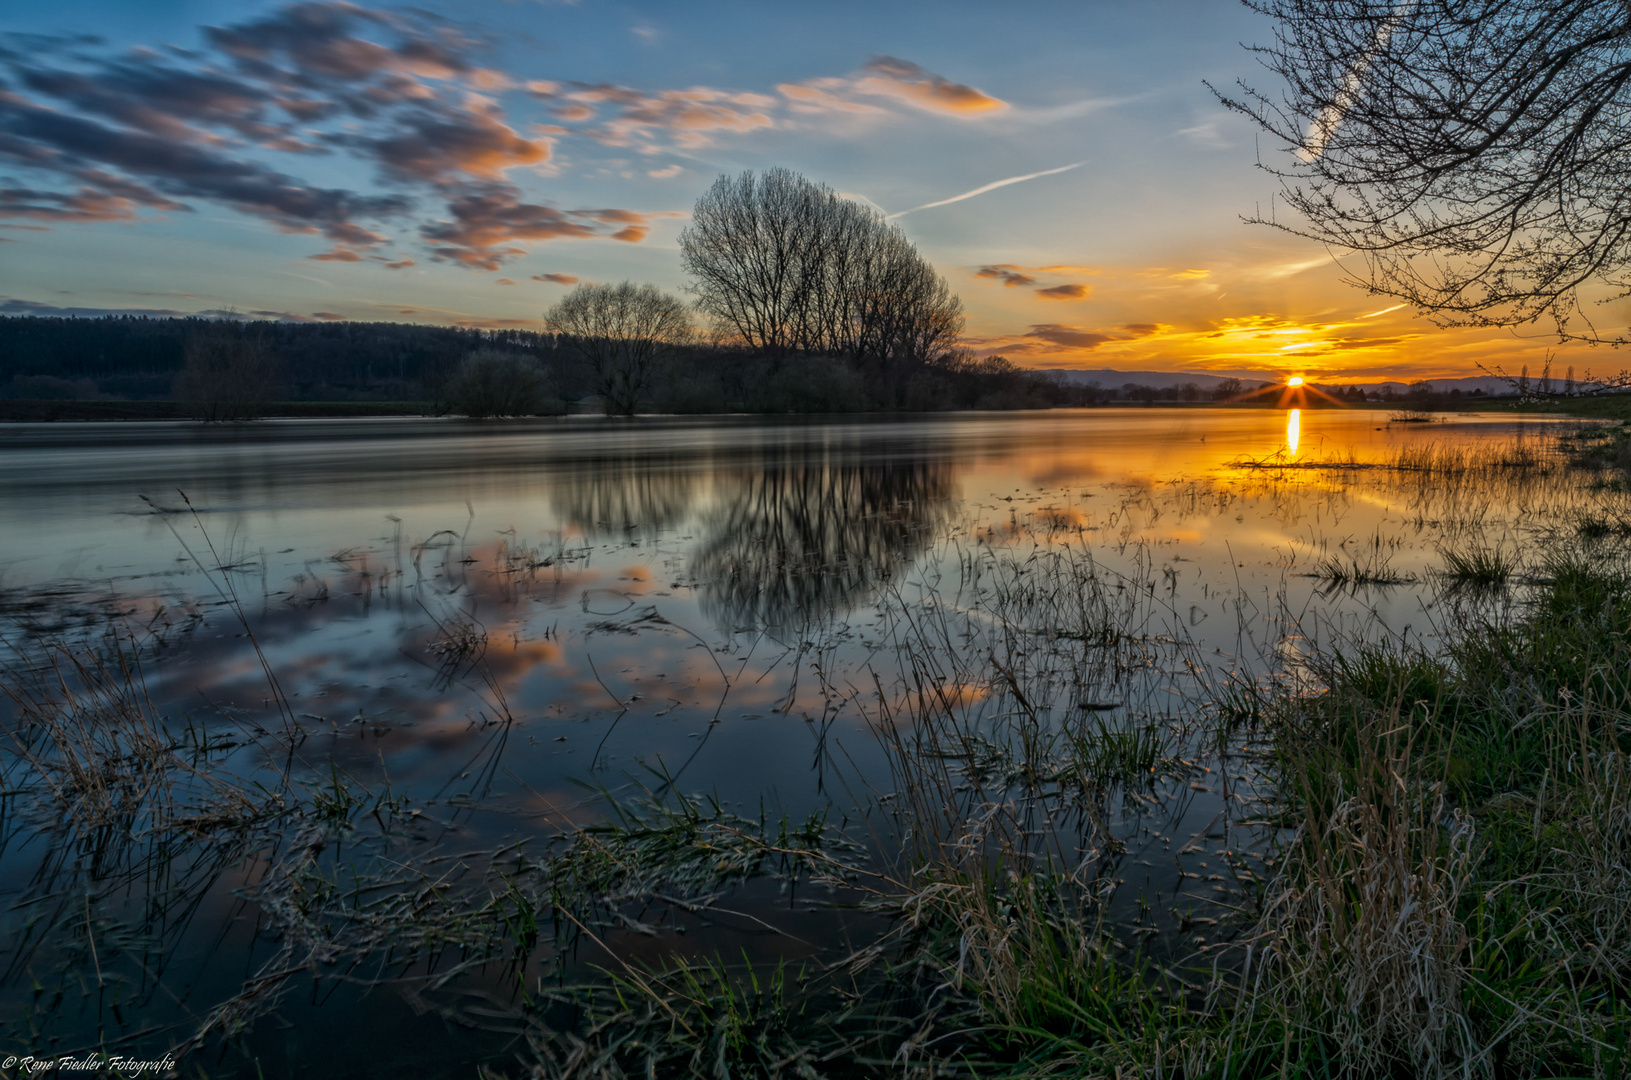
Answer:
[1,0,1616,383]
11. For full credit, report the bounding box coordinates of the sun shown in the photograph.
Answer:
[1287,375,1305,387]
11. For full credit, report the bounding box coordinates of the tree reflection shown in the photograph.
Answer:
[549,455,698,543]
[691,456,955,634]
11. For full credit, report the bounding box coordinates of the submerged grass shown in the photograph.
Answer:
[12,478,1631,1077]
[1438,545,1516,590]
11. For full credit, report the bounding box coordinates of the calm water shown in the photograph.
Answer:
[0,408,1591,1075]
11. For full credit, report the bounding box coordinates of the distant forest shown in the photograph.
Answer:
[0,314,1074,413]
[0,314,1429,415]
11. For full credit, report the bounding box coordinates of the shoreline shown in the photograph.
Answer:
[0,397,1569,423]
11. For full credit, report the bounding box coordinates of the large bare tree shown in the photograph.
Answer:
[545,282,691,416]
[680,168,963,365]
[174,322,280,421]
[1218,1,1631,344]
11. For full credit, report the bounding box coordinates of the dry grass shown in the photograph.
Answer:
[1248,707,1480,1078]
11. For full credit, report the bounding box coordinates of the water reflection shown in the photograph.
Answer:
[0,410,1599,1077]
[548,453,698,543]
[690,458,955,634]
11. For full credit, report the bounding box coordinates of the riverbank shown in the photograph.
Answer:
[0,396,1537,423]
[0,399,430,422]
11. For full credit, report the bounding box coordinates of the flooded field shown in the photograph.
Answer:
[0,407,1615,1077]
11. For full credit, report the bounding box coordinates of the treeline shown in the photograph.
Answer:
[0,314,1067,412]
[1077,379,1490,405]
[0,316,530,402]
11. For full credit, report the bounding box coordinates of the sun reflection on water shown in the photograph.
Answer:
[1286,408,1301,455]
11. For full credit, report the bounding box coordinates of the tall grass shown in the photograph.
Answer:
[12,486,1631,1076]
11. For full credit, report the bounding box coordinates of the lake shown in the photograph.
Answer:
[0,407,1594,1076]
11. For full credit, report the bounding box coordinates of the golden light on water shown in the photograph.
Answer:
[1287,375,1305,387]
[1287,408,1301,454]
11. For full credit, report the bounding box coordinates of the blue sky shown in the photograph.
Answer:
[0,0,1594,380]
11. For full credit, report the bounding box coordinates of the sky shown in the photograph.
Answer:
[0,0,1616,383]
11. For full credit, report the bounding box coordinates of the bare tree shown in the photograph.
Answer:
[680,168,963,365]
[443,349,560,417]
[545,282,691,416]
[174,322,280,421]
[1217,1,1631,344]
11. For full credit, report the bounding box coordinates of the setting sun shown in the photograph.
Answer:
[1287,375,1305,386]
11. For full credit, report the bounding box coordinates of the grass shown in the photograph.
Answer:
[1438,544,1517,591]
[828,546,1631,1079]
[11,482,1631,1077]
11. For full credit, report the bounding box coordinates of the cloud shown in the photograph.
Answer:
[0,78,407,244]
[0,4,655,268]
[855,56,1005,115]
[0,296,191,317]
[777,81,887,116]
[372,301,539,329]
[495,276,515,285]
[778,57,1003,122]
[1025,324,1114,350]
[0,184,180,223]
[311,311,346,320]
[975,262,1092,299]
[419,188,669,268]
[532,272,578,284]
[381,257,414,269]
[647,163,682,179]
[986,321,1165,355]
[349,100,550,183]
[975,265,1037,288]
[575,206,674,243]
[204,3,477,85]
[886,162,1083,219]
[530,81,775,149]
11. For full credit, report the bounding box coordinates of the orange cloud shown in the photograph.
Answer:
[363,102,550,183]
[1025,324,1114,349]
[777,82,888,115]
[779,57,1003,119]
[533,272,579,285]
[856,56,1006,114]
[534,83,776,148]
[419,197,675,269]
[1036,284,1089,300]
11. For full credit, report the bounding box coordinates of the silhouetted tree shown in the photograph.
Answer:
[1218,1,1631,343]
[443,349,560,418]
[546,282,691,416]
[174,322,279,420]
[680,168,964,365]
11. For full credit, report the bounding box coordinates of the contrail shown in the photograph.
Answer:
[885,161,1085,220]
[1359,303,1406,319]
[1299,0,1416,160]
